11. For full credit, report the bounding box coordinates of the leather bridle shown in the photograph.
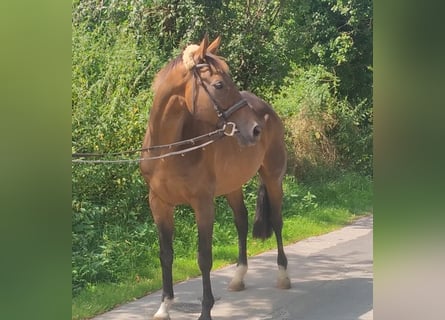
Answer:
[192,63,248,126]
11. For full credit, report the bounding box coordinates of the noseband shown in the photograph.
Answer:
[192,63,248,123]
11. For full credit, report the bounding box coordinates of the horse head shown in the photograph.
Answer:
[182,35,265,147]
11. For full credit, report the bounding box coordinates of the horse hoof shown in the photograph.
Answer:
[228,280,245,291]
[153,313,170,320]
[277,276,291,289]
[228,264,247,291]
[153,298,173,320]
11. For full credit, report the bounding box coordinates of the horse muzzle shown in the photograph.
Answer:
[234,121,263,147]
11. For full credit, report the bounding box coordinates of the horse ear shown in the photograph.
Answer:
[197,33,209,61]
[207,36,221,54]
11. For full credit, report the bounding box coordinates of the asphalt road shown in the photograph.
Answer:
[94,215,373,320]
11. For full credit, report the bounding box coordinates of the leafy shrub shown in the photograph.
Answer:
[281,0,373,101]
[273,65,338,178]
[72,168,154,295]
[273,64,372,179]
[328,97,373,175]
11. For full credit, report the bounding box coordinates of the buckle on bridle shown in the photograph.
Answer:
[223,122,238,136]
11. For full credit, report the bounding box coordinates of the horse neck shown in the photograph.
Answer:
[147,92,190,147]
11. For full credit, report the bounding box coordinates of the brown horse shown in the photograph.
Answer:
[140,35,290,320]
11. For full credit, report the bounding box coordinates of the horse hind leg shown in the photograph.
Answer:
[256,169,291,289]
[225,189,248,291]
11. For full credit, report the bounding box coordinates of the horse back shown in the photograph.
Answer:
[241,90,282,118]
[240,90,287,178]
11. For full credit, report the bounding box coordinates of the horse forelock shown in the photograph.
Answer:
[182,44,200,70]
[182,44,229,74]
[152,45,230,94]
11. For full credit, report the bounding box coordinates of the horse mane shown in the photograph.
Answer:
[152,44,230,94]
[152,54,184,93]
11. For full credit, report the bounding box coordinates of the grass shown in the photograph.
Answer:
[72,171,372,319]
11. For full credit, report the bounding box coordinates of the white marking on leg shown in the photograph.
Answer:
[233,264,248,282]
[228,264,248,291]
[153,298,173,319]
[277,265,288,280]
[277,265,291,289]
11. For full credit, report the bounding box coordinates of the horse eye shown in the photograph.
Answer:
[212,81,224,89]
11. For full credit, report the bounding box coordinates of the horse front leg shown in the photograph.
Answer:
[225,189,248,291]
[191,197,215,320]
[150,192,175,320]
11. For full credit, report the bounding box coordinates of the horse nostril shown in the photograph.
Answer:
[253,125,262,137]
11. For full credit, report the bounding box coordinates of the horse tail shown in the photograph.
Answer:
[252,184,273,240]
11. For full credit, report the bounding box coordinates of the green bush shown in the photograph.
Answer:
[72,167,153,294]
[273,64,372,179]
[72,11,161,295]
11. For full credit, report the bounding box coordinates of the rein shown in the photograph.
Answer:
[72,62,247,164]
[72,122,237,164]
